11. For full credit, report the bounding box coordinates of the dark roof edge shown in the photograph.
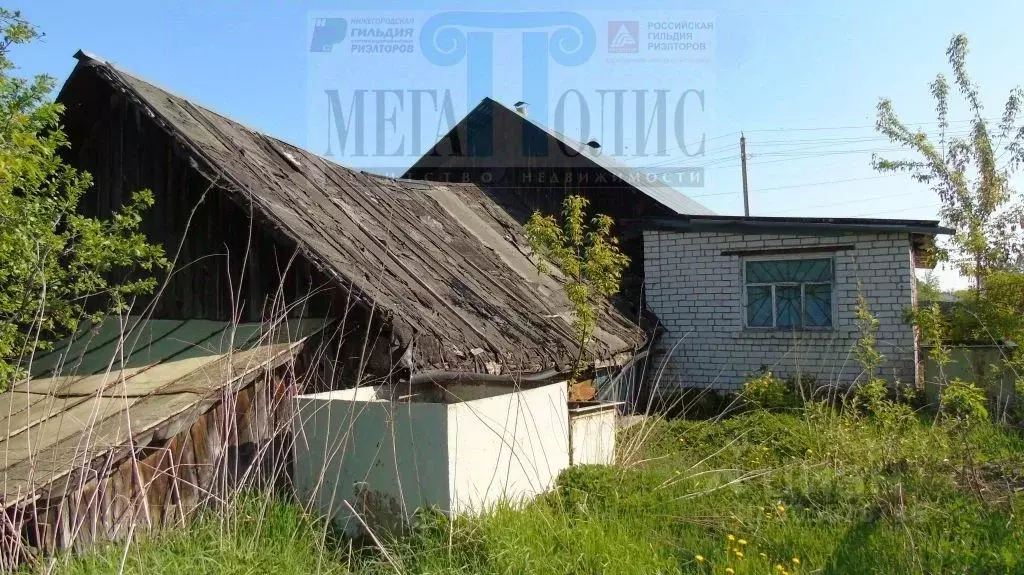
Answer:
[638,215,953,236]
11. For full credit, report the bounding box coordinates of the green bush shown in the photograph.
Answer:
[940,379,990,423]
[742,370,797,409]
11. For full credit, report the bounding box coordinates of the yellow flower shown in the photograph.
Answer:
[695,555,705,563]
[725,569,735,575]
[792,557,801,565]
[727,534,736,541]
[735,551,745,559]
[775,564,785,572]
[738,539,747,546]
[777,504,786,512]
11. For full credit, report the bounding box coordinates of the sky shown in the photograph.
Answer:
[8,0,1024,288]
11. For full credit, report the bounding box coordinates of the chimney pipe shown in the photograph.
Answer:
[513,101,528,116]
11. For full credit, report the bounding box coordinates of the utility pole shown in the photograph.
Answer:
[740,132,750,216]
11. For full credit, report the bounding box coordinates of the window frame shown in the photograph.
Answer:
[741,253,836,331]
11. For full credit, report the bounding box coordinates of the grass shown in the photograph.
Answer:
[35,403,1024,574]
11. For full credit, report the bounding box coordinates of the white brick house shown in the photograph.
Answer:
[405,100,951,395]
[642,216,949,393]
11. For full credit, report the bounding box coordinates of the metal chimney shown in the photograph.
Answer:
[513,101,528,116]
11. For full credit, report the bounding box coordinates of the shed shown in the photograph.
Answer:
[0,316,324,565]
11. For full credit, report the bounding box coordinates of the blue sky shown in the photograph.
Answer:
[9,1,1024,287]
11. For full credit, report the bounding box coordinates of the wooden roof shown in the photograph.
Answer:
[1,317,322,506]
[59,52,644,375]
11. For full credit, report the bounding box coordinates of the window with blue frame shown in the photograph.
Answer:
[744,257,833,328]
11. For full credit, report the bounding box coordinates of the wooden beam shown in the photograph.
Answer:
[720,244,855,257]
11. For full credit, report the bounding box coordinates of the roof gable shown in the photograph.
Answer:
[406,97,715,216]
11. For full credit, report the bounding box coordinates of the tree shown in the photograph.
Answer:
[916,270,944,303]
[524,195,629,384]
[0,10,167,386]
[874,34,1024,290]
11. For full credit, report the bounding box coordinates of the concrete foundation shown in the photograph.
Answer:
[292,380,570,536]
[568,402,619,465]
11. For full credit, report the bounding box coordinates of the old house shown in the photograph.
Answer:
[0,52,643,562]
[57,51,642,381]
[408,98,950,394]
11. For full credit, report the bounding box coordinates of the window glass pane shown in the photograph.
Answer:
[776,285,802,328]
[805,283,833,327]
[794,259,832,282]
[746,260,781,283]
[746,258,832,284]
[746,286,773,327]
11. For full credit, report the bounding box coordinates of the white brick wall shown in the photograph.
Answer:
[643,230,918,392]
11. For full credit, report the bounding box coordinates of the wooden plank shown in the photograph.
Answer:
[49,355,224,398]
[0,396,128,473]
[0,322,235,453]
[2,355,233,471]
[9,369,146,399]
[720,244,856,257]
[1,343,300,505]
[0,371,145,441]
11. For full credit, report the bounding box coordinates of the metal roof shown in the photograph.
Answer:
[641,214,952,235]
[2,316,324,506]
[406,97,716,217]
[59,52,644,375]
[510,102,717,217]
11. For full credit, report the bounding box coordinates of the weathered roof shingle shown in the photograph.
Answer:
[65,52,643,375]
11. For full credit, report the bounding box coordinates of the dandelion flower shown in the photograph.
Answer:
[695,555,705,563]
[738,539,747,546]
[735,551,745,559]
[775,564,786,572]
[725,569,734,574]
[792,557,801,565]
[727,534,736,541]
[777,504,786,512]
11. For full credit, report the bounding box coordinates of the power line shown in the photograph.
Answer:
[689,174,901,199]
[761,190,922,215]
[636,126,981,169]
[851,204,941,217]
[741,117,997,134]
[750,173,900,193]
